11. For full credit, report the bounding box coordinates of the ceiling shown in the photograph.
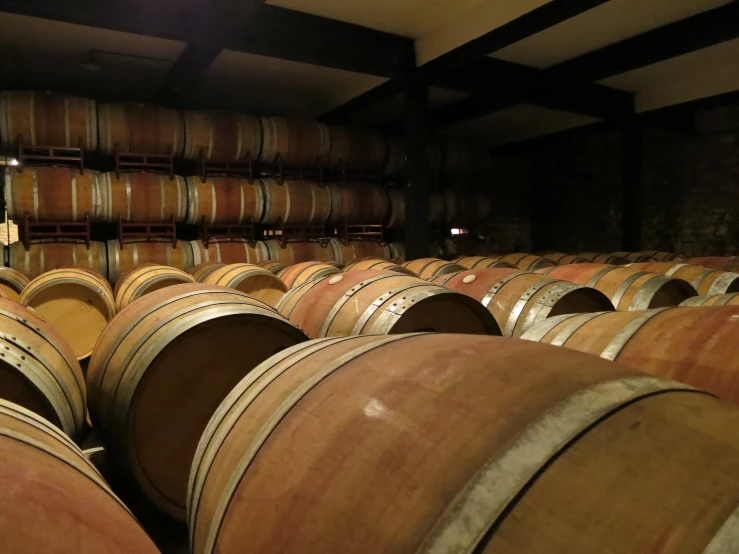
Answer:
[0,1,736,145]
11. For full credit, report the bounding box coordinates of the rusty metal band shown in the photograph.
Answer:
[319,274,398,338]
[352,282,432,335]
[414,377,700,554]
[600,308,672,361]
[503,278,560,337]
[480,272,532,309]
[202,334,419,554]
[611,271,650,309]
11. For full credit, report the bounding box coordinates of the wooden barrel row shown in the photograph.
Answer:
[278,261,340,289]
[682,292,739,306]
[276,270,501,338]
[188,333,739,554]
[0,399,160,553]
[87,284,309,520]
[629,261,739,295]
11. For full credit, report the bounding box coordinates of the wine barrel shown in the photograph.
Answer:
[328,182,389,225]
[259,117,330,167]
[689,256,739,272]
[86,284,308,520]
[522,305,739,406]
[343,258,416,276]
[98,102,184,155]
[442,138,491,174]
[189,333,739,554]
[99,172,187,222]
[680,293,739,307]
[276,270,500,338]
[542,252,591,265]
[265,240,335,266]
[278,261,340,289]
[539,263,697,311]
[257,261,287,275]
[385,189,405,228]
[0,267,30,301]
[328,125,387,172]
[189,239,269,266]
[261,179,331,226]
[189,262,226,283]
[115,265,196,312]
[9,240,108,280]
[455,256,518,270]
[402,258,466,281]
[185,176,264,225]
[0,91,97,149]
[183,111,261,162]
[443,190,491,225]
[20,268,115,360]
[629,261,739,296]
[575,252,629,265]
[351,241,390,261]
[627,250,679,262]
[107,239,193,283]
[611,251,653,263]
[432,268,614,337]
[112,263,159,297]
[203,264,287,307]
[387,242,406,263]
[428,191,446,224]
[498,253,557,271]
[383,138,404,175]
[0,298,85,440]
[5,166,102,222]
[0,400,160,553]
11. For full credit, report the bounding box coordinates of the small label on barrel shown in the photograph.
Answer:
[329,275,344,285]
[463,275,477,284]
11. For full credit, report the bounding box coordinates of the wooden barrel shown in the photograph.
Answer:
[344,258,416,276]
[383,138,404,175]
[189,239,269,266]
[99,172,187,222]
[189,262,226,283]
[107,239,193,283]
[5,166,102,222]
[86,284,308,520]
[9,240,108,280]
[265,240,335,266]
[443,190,491,224]
[432,268,614,337]
[385,189,405,228]
[203,264,288,307]
[328,183,389,225]
[20,268,115,360]
[257,261,287,275]
[188,333,739,554]
[112,263,159,297]
[611,251,653,263]
[0,298,85,440]
[328,125,387,172]
[278,261,340,289]
[98,102,184,155]
[259,117,330,167]
[276,270,500,338]
[0,400,160,553]
[402,258,466,281]
[689,256,739,272]
[629,261,739,295]
[185,176,264,225]
[498,253,557,271]
[680,293,739,306]
[522,305,739,406]
[351,241,390,261]
[183,111,261,162]
[574,252,629,265]
[442,138,491,173]
[0,91,97,149]
[261,179,331,226]
[0,267,30,301]
[542,252,591,265]
[387,242,406,263]
[428,191,446,224]
[455,256,518,270]
[540,263,697,311]
[115,265,196,312]
[627,250,679,262]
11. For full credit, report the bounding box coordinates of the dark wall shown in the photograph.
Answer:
[481,104,739,257]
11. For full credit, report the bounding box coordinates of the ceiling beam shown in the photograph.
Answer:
[0,0,413,78]
[319,0,612,121]
[550,1,739,82]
